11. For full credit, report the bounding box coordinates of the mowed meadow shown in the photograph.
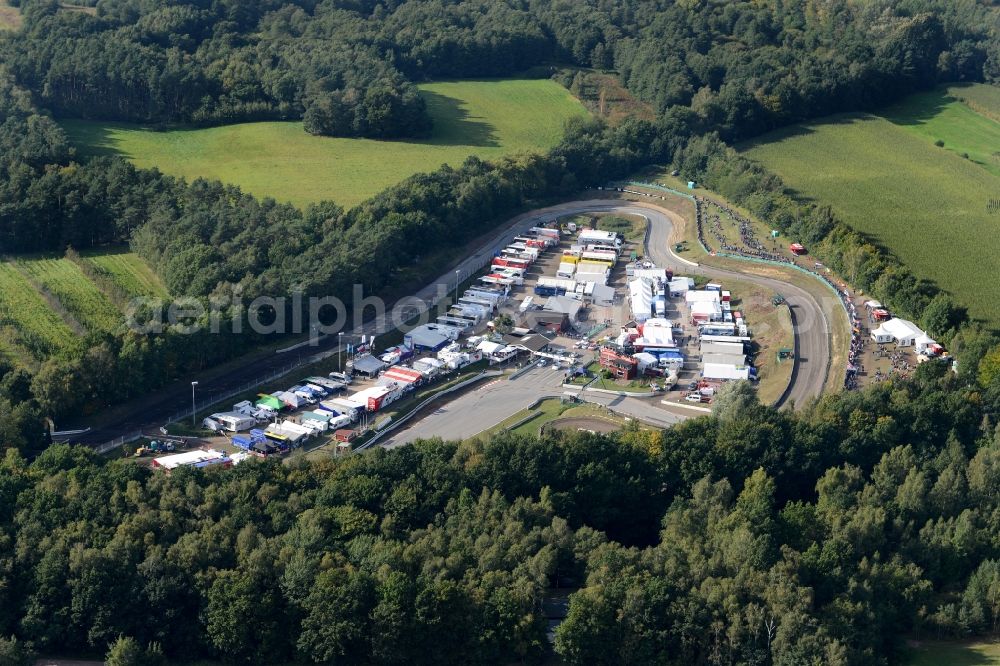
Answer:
[0,250,168,364]
[62,79,590,209]
[742,84,1000,325]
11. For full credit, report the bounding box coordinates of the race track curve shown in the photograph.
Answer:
[522,199,835,408]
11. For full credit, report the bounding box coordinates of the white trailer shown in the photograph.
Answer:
[233,400,255,415]
[557,262,577,279]
[280,420,315,438]
[464,288,506,305]
[301,418,328,433]
[208,412,256,432]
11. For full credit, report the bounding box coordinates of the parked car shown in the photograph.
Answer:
[685,393,703,402]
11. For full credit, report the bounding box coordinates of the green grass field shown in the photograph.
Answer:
[906,639,1000,665]
[882,85,1000,176]
[741,92,1000,325]
[62,79,589,210]
[949,83,1000,125]
[82,248,170,299]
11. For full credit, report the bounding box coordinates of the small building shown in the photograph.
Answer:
[404,324,458,352]
[789,243,807,256]
[599,346,638,379]
[591,284,615,307]
[151,449,231,473]
[532,295,583,332]
[502,331,555,355]
[668,277,694,296]
[478,340,519,364]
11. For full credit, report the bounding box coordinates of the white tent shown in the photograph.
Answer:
[477,340,505,355]
[685,290,721,305]
[629,278,654,321]
[632,268,667,281]
[703,363,751,381]
[915,333,938,353]
[635,318,674,348]
[871,318,924,347]
[691,300,722,319]
[633,352,658,371]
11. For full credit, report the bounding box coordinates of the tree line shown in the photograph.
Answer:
[2,363,1000,663]
[1,0,995,141]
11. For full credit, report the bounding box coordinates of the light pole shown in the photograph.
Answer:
[190,381,198,426]
[454,269,460,303]
[338,331,344,369]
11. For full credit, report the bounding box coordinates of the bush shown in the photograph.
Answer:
[0,636,34,666]
[934,139,945,147]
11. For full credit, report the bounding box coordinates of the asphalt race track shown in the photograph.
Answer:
[552,200,834,408]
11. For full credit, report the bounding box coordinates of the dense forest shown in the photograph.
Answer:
[2,366,1000,663]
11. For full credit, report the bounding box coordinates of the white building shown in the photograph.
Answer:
[685,290,721,305]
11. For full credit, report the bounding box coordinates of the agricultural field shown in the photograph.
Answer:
[0,263,83,361]
[0,250,165,365]
[82,248,169,299]
[906,639,1000,666]
[62,79,590,210]
[16,256,124,335]
[741,101,1000,325]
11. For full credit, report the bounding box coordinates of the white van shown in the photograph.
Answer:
[328,371,353,385]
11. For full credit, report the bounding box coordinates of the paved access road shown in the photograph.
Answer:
[380,365,687,447]
[380,365,569,447]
